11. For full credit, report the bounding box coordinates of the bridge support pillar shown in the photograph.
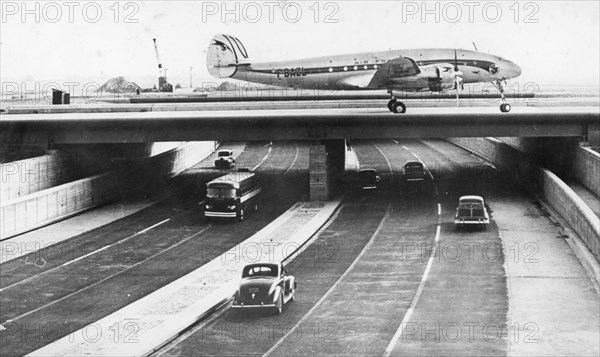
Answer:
[308,139,346,201]
[587,122,600,148]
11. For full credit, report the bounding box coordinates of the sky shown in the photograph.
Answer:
[1,0,599,93]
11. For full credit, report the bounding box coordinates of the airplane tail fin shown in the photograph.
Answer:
[206,34,251,78]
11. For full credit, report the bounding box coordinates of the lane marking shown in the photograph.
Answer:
[0,218,172,293]
[373,143,394,180]
[383,143,443,357]
[402,145,435,182]
[263,204,392,357]
[252,142,272,171]
[0,225,212,325]
[63,218,171,267]
[283,143,300,176]
[153,197,344,357]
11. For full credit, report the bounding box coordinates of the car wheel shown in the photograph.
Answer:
[275,293,283,315]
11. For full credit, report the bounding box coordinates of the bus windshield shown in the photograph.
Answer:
[207,187,236,199]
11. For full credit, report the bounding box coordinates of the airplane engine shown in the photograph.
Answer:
[421,64,456,92]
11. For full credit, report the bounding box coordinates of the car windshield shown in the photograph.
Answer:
[459,199,484,207]
[405,163,423,171]
[207,187,236,199]
[359,170,377,180]
[218,151,231,157]
[242,265,278,278]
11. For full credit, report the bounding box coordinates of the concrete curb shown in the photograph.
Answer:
[538,200,600,295]
[28,199,343,357]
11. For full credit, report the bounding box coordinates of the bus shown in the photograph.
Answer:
[204,170,261,221]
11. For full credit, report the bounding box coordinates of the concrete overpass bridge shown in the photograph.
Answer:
[1,107,598,145]
[1,106,598,200]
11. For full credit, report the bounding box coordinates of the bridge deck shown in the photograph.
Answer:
[1,106,599,144]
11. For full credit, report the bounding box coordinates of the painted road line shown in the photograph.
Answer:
[263,204,392,357]
[373,143,394,180]
[1,225,212,326]
[63,218,171,267]
[383,143,443,357]
[252,143,273,171]
[0,218,172,293]
[283,143,300,176]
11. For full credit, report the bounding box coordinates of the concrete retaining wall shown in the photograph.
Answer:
[1,142,215,239]
[1,151,74,201]
[574,146,600,197]
[541,168,600,261]
[447,137,600,263]
[1,173,116,239]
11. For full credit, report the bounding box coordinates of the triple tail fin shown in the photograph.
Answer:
[206,34,251,78]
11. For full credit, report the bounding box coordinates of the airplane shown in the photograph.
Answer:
[206,34,522,113]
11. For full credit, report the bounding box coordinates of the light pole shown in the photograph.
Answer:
[190,66,193,88]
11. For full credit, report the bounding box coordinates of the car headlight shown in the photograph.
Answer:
[205,204,211,210]
[227,205,237,210]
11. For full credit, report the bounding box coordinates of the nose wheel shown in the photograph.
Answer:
[500,103,511,113]
[387,99,407,114]
[494,80,511,113]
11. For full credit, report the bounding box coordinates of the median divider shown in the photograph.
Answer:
[29,198,342,357]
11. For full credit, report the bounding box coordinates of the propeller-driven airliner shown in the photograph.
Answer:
[207,34,522,113]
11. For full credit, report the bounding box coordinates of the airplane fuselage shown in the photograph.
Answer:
[231,48,520,91]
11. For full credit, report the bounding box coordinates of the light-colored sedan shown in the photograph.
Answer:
[454,195,490,230]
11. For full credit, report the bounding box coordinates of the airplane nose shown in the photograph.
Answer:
[509,62,522,78]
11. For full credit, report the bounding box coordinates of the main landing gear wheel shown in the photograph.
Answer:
[391,101,407,114]
[387,99,395,112]
[500,103,511,113]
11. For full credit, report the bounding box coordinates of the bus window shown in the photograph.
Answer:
[206,187,236,199]
[204,171,262,221]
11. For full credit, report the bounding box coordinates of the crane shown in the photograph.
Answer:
[152,38,173,92]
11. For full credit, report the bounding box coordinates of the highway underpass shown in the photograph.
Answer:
[2,139,597,356]
[1,102,599,356]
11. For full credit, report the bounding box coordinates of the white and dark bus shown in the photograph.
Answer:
[204,170,261,220]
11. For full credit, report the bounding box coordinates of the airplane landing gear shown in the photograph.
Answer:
[391,101,407,113]
[494,80,511,113]
[387,93,407,114]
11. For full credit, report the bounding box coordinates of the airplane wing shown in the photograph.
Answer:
[367,57,421,88]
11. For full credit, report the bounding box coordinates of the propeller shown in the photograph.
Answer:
[453,49,464,107]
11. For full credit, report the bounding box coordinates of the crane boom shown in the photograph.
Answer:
[153,38,163,75]
[151,37,173,92]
